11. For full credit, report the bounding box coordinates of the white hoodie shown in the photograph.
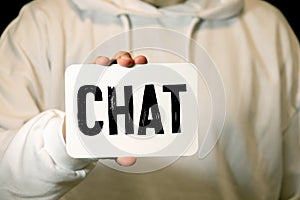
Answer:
[0,0,299,199]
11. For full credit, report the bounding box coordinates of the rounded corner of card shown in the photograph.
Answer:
[66,143,79,158]
[182,135,198,157]
[65,64,79,79]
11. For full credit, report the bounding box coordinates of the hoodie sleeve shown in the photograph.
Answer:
[0,110,96,200]
[275,5,300,199]
[0,3,95,199]
[280,111,300,200]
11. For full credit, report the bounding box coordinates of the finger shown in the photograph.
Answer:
[94,56,111,66]
[62,116,66,142]
[116,157,137,166]
[134,55,148,64]
[113,51,132,59]
[114,51,134,67]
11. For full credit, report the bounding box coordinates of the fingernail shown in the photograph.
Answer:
[120,55,132,60]
[96,56,110,65]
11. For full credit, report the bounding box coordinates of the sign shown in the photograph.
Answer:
[65,63,199,158]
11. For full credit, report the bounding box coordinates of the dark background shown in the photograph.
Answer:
[0,0,299,40]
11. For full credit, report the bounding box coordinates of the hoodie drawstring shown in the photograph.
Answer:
[186,16,201,62]
[119,14,132,52]
[186,17,201,41]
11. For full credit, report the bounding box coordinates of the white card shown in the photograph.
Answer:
[65,63,199,158]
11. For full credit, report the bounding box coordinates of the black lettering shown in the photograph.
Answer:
[163,84,186,133]
[77,85,103,136]
[108,86,134,135]
[138,84,164,135]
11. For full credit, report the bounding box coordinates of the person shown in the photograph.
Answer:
[0,0,299,199]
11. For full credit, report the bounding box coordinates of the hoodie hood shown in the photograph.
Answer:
[72,0,244,20]
[71,0,244,61]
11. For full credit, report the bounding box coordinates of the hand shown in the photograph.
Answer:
[92,51,148,67]
[63,51,147,166]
